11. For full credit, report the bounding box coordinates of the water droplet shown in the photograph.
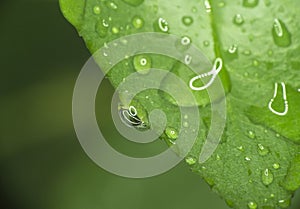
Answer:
[102,19,109,27]
[244,72,249,77]
[245,156,251,161]
[247,130,256,139]
[272,18,291,47]
[257,144,269,156]
[248,201,258,209]
[95,20,108,38]
[192,6,198,13]
[228,44,238,54]
[243,50,252,56]
[243,0,259,8]
[273,163,280,169]
[182,16,194,26]
[267,50,273,56]
[218,1,225,7]
[181,36,191,46]
[216,154,221,160]
[262,168,274,186]
[278,199,291,208]
[203,40,210,47]
[237,146,245,152]
[276,133,280,138]
[264,0,271,6]
[270,194,275,198]
[184,54,192,65]
[183,121,189,128]
[112,26,119,34]
[233,14,245,25]
[165,127,178,140]
[185,156,196,165]
[204,0,212,13]
[93,6,101,14]
[253,59,259,66]
[155,17,169,32]
[133,54,152,74]
[184,114,188,119]
[122,0,144,6]
[106,1,118,10]
[132,16,144,29]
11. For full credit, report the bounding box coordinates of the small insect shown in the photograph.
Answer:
[119,105,146,128]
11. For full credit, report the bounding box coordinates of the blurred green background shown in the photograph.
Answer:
[0,0,299,209]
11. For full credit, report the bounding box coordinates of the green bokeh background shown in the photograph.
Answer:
[0,0,299,208]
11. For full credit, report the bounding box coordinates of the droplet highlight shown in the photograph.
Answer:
[233,14,245,25]
[262,168,274,186]
[272,18,292,47]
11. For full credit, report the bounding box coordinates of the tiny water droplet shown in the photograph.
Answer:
[181,36,191,46]
[155,17,169,32]
[253,59,259,66]
[121,0,144,7]
[267,50,273,56]
[106,1,118,10]
[243,50,252,56]
[257,144,269,156]
[272,18,292,47]
[183,121,189,128]
[278,199,291,208]
[247,130,256,139]
[102,19,109,27]
[245,156,251,161]
[185,156,196,165]
[184,54,192,65]
[248,201,258,209]
[244,72,249,77]
[203,40,210,47]
[273,163,280,169]
[228,44,238,54]
[243,0,259,8]
[112,26,120,34]
[218,1,225,7]
[262,168,274,186]
[276,133,280,138]
[264,0,271,6]
[132,16,144,29]
[237,146,245,151]
[165,127,178,140]
[233,14,245,26]
[133,54,152,74]
[204,0,212,13]
[93,6,101,14]
[270,194,275,198]
[182,16,194,26]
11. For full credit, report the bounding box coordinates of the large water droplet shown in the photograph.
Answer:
[248,201,258,209]
[262,168,274,186]
[233,14,245,25]
[133,54,152,74]
[122,0,144,7]
[272,18,292,47]
[93,6,101,15]
[96,20,109,38]
[132,16,144,29]
[243,0,259,8]
[165,127,178,140]
[182,16,194,26]
[257,144,269,156]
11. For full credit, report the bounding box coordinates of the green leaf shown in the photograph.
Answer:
[60,0,300,208]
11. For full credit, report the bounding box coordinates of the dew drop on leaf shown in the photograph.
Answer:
[106,1,118,10]
[247,130,256,139]
[204,0,212,13]
[122,0,144,7]
[233,14,245,26]
[185,156,196,165]
[248,201,258,209]
[133,54,152,74]
[132,16,144,29]
[95,21,108,38]
[182,16,194,26]
[218,1,225,8]
[273,163,280,169]
[245,156,251,161]
[228,44,238,54]
[262,168,274,186]
[181,36,191,46]
[93,6,101,15]
[154,17,169,32]
[165,127,178,140]
[278,199,291,208]
[272,18,292,47]
[203,40,210,47]
[111,26,119,34]
[257,144,269,156]
[243,0,259,8]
